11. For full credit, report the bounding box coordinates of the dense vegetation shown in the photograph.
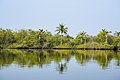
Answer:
[0,24,120,49]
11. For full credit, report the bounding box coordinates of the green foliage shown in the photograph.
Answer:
[75,31,89,45]
[56,24,68,45]
[113,31,120,48]
[0,27,120,49]
[95,29,113,44]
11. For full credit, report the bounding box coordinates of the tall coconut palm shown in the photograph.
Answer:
[38,29,46,49]
[56,24,68,45]
[101,29,111,43]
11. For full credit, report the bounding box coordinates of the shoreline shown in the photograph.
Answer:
[1,47,119,51]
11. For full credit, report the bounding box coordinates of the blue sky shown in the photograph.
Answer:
[0,0,120,37]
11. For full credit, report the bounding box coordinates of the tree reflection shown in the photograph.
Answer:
[93,51,112,69]
[113,51,120,66]
[0,50,120,73]
[56,62,67,74]
[75,50,91,65]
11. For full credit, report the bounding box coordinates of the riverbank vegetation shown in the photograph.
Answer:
[0,24,120,49]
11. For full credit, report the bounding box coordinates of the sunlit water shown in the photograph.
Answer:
[0,50,120,80]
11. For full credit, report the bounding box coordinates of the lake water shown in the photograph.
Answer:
[0,50,120,80]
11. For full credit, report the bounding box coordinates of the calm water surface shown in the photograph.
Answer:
[0,50,120,80]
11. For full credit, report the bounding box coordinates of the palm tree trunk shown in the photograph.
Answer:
[106,34,108,43]
[85,38,86,44]
[61,32,62,45]
[81,38,82,44]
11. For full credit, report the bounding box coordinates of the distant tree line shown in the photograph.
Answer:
[0,24,120,49]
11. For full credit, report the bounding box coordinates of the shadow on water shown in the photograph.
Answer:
[0,49,120,73]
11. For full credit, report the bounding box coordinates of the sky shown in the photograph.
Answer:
[0,0,120,37]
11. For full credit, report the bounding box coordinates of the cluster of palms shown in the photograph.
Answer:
[55,24,120,49]
[0,24,120,49]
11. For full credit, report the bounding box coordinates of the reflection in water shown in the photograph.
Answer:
[0,50,120,73]
[56,62,67,74]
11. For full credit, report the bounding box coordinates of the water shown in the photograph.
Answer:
[0,50,120,80]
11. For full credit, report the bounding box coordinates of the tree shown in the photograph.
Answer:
[101,29,111,43]
[38,29,46,49]
[0,29,15,48]
[95,29,112,44]
[114,31,120,38]
[56,24,68,45]
[113,31,120,48]
[76,31,87,44]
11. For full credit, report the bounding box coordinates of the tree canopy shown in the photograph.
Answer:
[0,26,120,49]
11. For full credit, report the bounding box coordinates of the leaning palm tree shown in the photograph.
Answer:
[101,29,111,43]
[56,24,68,45]
[114,31,120,38]
[77,31,87,44]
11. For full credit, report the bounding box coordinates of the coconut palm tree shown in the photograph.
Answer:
[38,29,46,49]
[56,24,68,45]
[114,31,120,38]
[101,29,111,43]
[114,31,120,49]
[76,31,87,44]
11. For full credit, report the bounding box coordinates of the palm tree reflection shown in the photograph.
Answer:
[56,61,67,74]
